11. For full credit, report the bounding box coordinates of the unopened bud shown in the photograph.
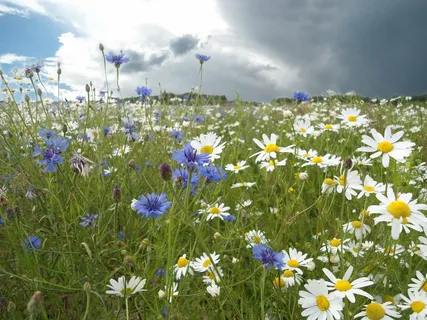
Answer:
[99,43,104,51]
[85,84,90,93]
[90,81,93,87]
[120,249,127,256]
[83,282,91,291]
[158,163,173,181]
[25,94,30,103]
[7,301,16,312]
[298,172,309,181]
[112,186,121,203]
[37,88,42,97]
[62,124,68,134]
[27,291,43,316]
[344,158,353,169]
[57,68,62,75]
[128,159,136,168]
[124,255,134,266]
[140,238,149,250]
[214,232,221,239]
[25,70,33,79]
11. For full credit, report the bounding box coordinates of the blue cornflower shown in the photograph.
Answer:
[172,143,210,169]
[106,50,130,67]
[79,214,98,228]
[122,118,138,141]
[199,164,227,183]
[131,193,172,218]
[169,130,184,143]
[104,126,111,137]
[100,159,108,168]
[31,61,44,73]
[136,86,152,101]
[76,96,86,103]
[24,235,42,250]
[33,137,70,172]
[172,168,199,189]
[99,90,107,98]
[39,129,57,140]
[224,214,236,222]
[195,54,211,64]
[194,115,205,123]
[292,91,310,102]
[0,216,4,227]
[252,244,285,270]
[155,268,166,277]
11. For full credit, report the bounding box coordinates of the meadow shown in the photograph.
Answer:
[0,49,427,320]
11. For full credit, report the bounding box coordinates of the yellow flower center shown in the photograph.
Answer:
[120,288,134,296]
[335,280,352,292]
[177,257,189,268]
[253,236,261,244]
[316,295,330,311]
[269,160,275,166]
[364,186,375,192]
[411,301,426,313]
[312,156,323,164]
[119,148,125,153]
[347,115,357,122]
[353,247,359,253]
[402,217,409,224]
[202,259,212,268]
[206,271,215,280]
[330,239,341,247]
[422,282,427,292]
[339,175,345,186]
[323,178,335,185]
[325,124,333,130]
[300,128,307,133]
[384,248,394,255]
[377,141,394,153]
[264,143,280,153]
[351,221,362,228]
[283,270,294,278]
[287,259,299,268]
[200,145,214,154]
[93,131,99,137]
[383,295,395,304]
[303,153,309,157]
[387,200,411,219]
[360,210,370,218]
[411,246,420,252]
[273,277,286,288]
[233,165,241,170]
[209,207,221,214]
[366,303,386,320]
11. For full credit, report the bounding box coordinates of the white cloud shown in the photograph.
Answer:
[0,4,29,17]
[0,53,32,64]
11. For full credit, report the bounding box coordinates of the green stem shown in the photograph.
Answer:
[125,298,130,320]
[82,290,91,320]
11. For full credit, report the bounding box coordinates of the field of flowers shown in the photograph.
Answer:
[1,49,427,320]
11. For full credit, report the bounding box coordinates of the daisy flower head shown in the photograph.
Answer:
[322,177,338,194]
[398,290,427,319]
[112,145,131,157]
[245,230,268,248]
[368,189,427,240]
[320,238,349,255]
[294,119,314,136]
[344,240,365,257]
[201,203,231,221]
[323,266,374,303]
[203,266,224,284]
[334,169,363,200]
[131,193,172,219]
[418,236,427,259]
[408,271,427,294]
[343,220,371,240]
[337,107,369,127]
[357,126,415,168]
[251,133,294,163]
[190,132,225,162]
[302,154,341,169]
[298,279,344,320]
[318,123,339,133]
[158,282,178,303]
[282,269,303,287]
[207,281,220,297]
[106,276,147,298]
[259,159,287,172]
[355,301,401,319]
[297,148,318,161]
[192,252,220,273]
[282,247,313,274]
[252,244,285,270]
[358,175,385,199]
[174,254,193,280]
[225,160,249,173]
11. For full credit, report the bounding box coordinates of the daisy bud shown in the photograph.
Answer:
[140,238,149,250]
[27,291,43,316]
[306,260,316,271]
[112,186,121,203]
[7,301,16,312]
[99,43,104,51]
[298,172,309,181]
[123,255,134,267]
[214,232,221,239]
[128,159,136,168]
[83,282,91,291]
[360,210,370,218]
[120,249,127,256]
[37,88,42,97]
[344,158,353,169]
[62,124,68,134]
[25,94,30,103]
[282,110,292,118]
[19,87,23,93]
[158,163,173,181]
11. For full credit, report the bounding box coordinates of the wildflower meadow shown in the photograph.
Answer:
[1,47,427,320]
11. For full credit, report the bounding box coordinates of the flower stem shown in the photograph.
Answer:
[125,298,130,320]
[82,289,91,320]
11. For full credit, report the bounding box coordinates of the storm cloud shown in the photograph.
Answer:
[170,34,200,55]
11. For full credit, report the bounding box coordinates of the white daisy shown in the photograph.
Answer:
[344,240,365,257]
[302,154,341,168]
[323,266,374,303]
[191,132,226,162]
[368,189,427,240]
[357,175,385,199]
[408,271,427,294]
[106,276,147,298]
[207,281,220,297]
[259,159,287,172]
[337,107,369,127]
[342,220,371,240]
[322,178,338,194]
[282,248,313,275]
[334,170,363,200]
[418,237,427,259]
[282,269,304,287]
[202,266,224,284]
[245,230,268,248]
[250,133,294,163]
[112,145,131,157]
[297,148,318,161]
[225,160,249,173]
[174,254,193,280]
[158,282,179,303]
[231,182,256,189]
[357,126,415,168]
[298,279,344,320]
[192,252,220,273]
[294,119,314,136]
[318,123,339,133]
[398,290,427,319]
[354,301,401,319]
[201,203,231,221]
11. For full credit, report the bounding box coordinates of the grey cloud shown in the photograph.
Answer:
[169,34,200,55]
[215,0,427,98]
[121,50,170,74]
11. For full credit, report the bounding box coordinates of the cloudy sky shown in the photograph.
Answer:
[0,0,426,102]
